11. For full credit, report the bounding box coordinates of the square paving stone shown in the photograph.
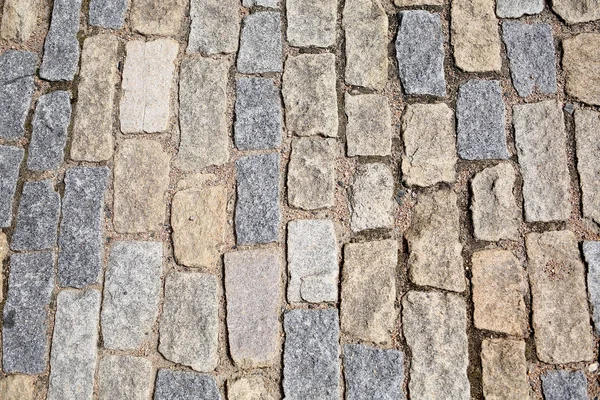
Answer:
[188,0,240,55]
[98,355,154,400]
[0,50,37,139]
[287,0,337,48]
[542,370,588,400]
[237,12,282,73]
[131,0,187,36]
[0,145,24,227]
[154,369,221,400]
[345,94,392,157]
[89,0,127,28]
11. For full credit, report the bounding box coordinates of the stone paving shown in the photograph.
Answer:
[0,0,599,399]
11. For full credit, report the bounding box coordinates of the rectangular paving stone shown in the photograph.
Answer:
[345,94,392,157]
[542,370,588,400]
[287,219,338,303]
[120,39,179,134]
[575,110,600,224]
[188,0,240,55]
[0,145,24,227]
[343,344,404,400]
[98,355,154,400]
[481,339,530,400]
[0,375,36,400]
[0,50,36,139]
[89,0,127,29]
[1,0,39,42]
[526,230,595,364]
[283,53,338,137]
[2,252,54,374]
[131,0,187,36]
[176,57,230,170]
[395,11,446,97]
[406,189,465,292]
[514,101,570,222]
[27,91,71,171]
[11,180,61,251]
[403,291,470,400]
[457,80,508,160]
[39,0,83,81]
[563,33,600,106]
[350,163,394,232]
[237,12,282,73]
[71,35,119,162]
[502,21,557,97]
[341,239,397,344]
[283,309,340,400]
[159,273,219,372]
[58,167,109,288]
[225,249,281,367]
[496,0,543,17]
[287,0,337,48]
[235,153,280,245]
[154,369,221,400]
[48,290,101,400]
[235,77,282,150]
[584,241,600,333]
[101,241,162,350]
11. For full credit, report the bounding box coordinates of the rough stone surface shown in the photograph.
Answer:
[350,163,394,232]
[343,0,388,90]
[406,190,465,292]
[188,0,240,55]
[176,57,230,170]
[39,0,82,81]
[395,11,446,97]
[514,101,570,222]
[225,249,281,367]
[283,53,338,137]
[584,241,600,333]
[341,240,398,344]
[228,377,273,400]
[0,232,6,300]
[114,139,170,233]
[471,249,528,336]
[563,33,600,106]
[481,339,530,400]
[237,12,282,74]
[89,0,127,28]
[502,22,557,97]
[0,375,36,400]
[496,0,544,17]
[542,370,588,400]
[471,163,521,241]
[526,231,595,364]
[47,290,101,400]
[71,35,119,162]
[120,39,179,134]
[155,370,221,400]
[402,291,470,400]
[345,94,392,157]
[287,219,338,303]
[552,0,600,23]
[159,273,219,372]
[343,345,405,400]
[0,50,36,139]
[98,356,153,400]
[235,153,280,245]
[2,252,54,374]
[287,0,337,48]
[0,145,24,227]
[288,137,336,210]
[575,111,600,223]
[457,80,508,160]
[394,0,442,5]
[401,103,456,187]
[235,78,282,150]
[244,0,279,6]
[1,0,39,42]
[131,0,187,36]
[58,167,109,288]
[11,180,60,251]
[101,241,162,350]
[28,91,71,171]
[283,309,340,400]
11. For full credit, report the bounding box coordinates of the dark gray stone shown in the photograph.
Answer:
[584,241,600,334]
[2,252,54,374]
[395,11,446,97]
[457,80,508,160]
[0,50,37,139]
[283,309,340,400]
[541,370,588,400]
[0,145,24,227]
[237,12,283,74]
[27,91,71,171]
[58,167,109,288]
[154,369,221,400]
[11,180,61,251]
[234,77,282,150]
[343,345,405,400]
[502,21,557,97]
[89,0,127,29]
[235,153,280,245]
[39,0,83,81]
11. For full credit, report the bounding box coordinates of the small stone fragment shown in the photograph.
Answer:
[0,50,36,139]
[574,110,600,223]
[563,33,600,106]
[584,241,600,333]
[502,22,557,97]
[496,0,544,17]
[542,370,588,400]
[345,94,392,157]
[526,231,595,364]
[350,163,394,232]
[283,309,340,400]
[98,356,153,400]
[155,370,221,400]
[0,232,6,300]
[131,0,187,36]
[0,375,36,400]
[228,377,273,400]
[188,0,240,55]
[1,0,39,42]
[457,80,508,160]
[283,53,338,137]
[395,11,446,97]
[394,0,442,5]
[237,12,283,73]
[481,339,530,400]
[89,0,127,28]
[341,240,398,344]
[0,145,24,227]
[287,0,337,48]
[159,273,219,372]
[552,0,600,23]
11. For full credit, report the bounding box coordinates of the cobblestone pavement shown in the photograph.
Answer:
[0,0,600,399]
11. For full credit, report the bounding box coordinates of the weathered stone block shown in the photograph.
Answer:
[0,50,36,139]
[563,33,600,106]
[481,339,530,400]
[89,0,127,28]
[98,356,153,400]
[287,0,337,48]
[1,0,39,42]
[552,0,600,23]
[0,145,24,227]
[542,370,588,400]
[345,94,392,157]
[131,0,187,36]
[188,0,240,54]
[350,163,394,232]
[0,375,36,400]
[584,241,600,333]
[237,12,282,73]
[575,111,600,224]
[154,369,221,400]
[496,0,543,17]
[228,377,273,400]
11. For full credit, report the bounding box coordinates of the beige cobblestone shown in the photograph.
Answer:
[131,0,187,36]
[575,109,600,224]
[563,33,600,106]
[287,0,337,48]
[481,339,530,400]
[0,375,36,400]
[188,0,240,55]
[228,377,274,400]
[350,163,395,232]
[552,0,600,24]
[345,94,392,157]
[1,0,39,42]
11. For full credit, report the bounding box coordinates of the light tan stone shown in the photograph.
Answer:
[345,94,392,157]
[350,163,395,232]
[526,230,595,364]
[286,0,337,48]
[481,339,530,400]
[131,0,187,36]
[401,103,456,187]
[228,377,274,400]
[553,0,600,24]
[71,35,119,162]
[0,375,36,400]
[341,239,397,344]
[563,33,600,106]
[472,249,528,336]
[113,139,171,233]
[575,110,600,224]
[188,0,240,54]
[1,0,38,42]
[176,173,216,191]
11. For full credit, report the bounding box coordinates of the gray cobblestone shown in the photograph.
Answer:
[496,0,543,17]
[0,50,36,139]
[89,0,127,28]
[98,356,153,400]
[237,12,282,74]
[542,370,588,400]
[188,0,240,55]
[154,369,221,400]
[0,145,24,228]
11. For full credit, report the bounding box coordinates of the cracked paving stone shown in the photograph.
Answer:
[237,12,283,74]
[131,0,187,36]
[542,370,588,400]
[496,0,544,17]
[98,355,154,400]
[287,0,337,48]
[154,369,221,400]
[552,0,600,23]
[575,110,600,223]
[0,50,36,140]
[0,375,36,400]
[481,339,530,400]
[1,0,39,42]
[228,377,274,400]
[0,145,24,228]
[89,0,127,28]
[563,33,600,106]
[188,0,240,55]
[584,241,600,333]
[350,163,394,232]
[345,94,392,157]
